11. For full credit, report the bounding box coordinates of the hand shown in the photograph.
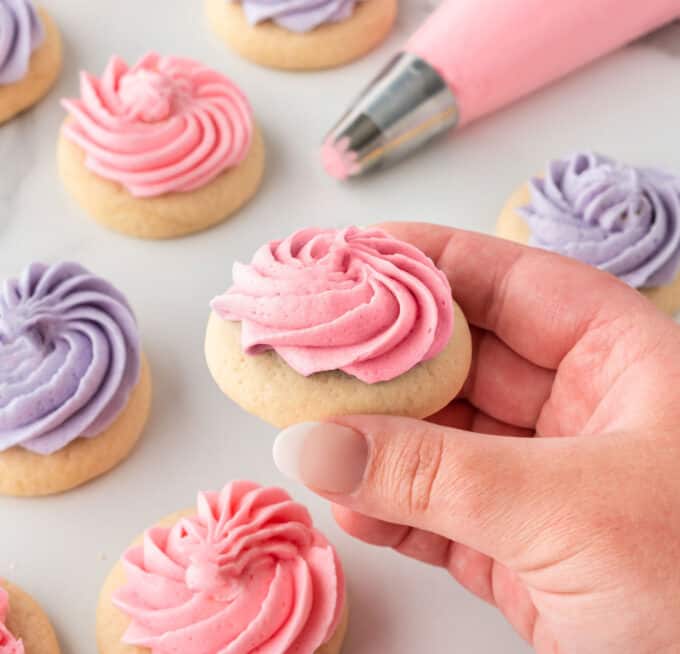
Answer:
[272,223,680,654]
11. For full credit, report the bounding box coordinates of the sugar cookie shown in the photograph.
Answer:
[0,262,151,496]
[496,152,680,315]
[58,52,264,239]
[207,226,472,427]
[1,580,61,654]
[205,0,397,70]
[97,481,348,654]
[0,3,62,124]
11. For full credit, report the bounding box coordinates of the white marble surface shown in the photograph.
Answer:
[1,3,679,652]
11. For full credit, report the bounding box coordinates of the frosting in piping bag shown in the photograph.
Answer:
[519,152,680,288]
[0,587,23,654]
[61,52,253,198]
[211,226,454,384]
[0,0,43,85]
[113,481,345,654]
[235,0,362,32]
[0,262,141,455]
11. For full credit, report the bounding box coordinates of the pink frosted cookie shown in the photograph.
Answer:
[97,480,348,654]
[206,226,472,427]
[0,581,60,654]
[57,52,265,240]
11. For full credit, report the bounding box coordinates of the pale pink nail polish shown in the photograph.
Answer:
[273,422,369,493]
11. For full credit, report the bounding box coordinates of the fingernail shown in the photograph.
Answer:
[273,422,369,493]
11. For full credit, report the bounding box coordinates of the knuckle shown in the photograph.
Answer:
[375,427,446,517]
[409,432,445,514]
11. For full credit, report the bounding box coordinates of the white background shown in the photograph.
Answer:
[1,2,679,652]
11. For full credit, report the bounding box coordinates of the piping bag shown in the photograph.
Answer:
[322,0,680,180]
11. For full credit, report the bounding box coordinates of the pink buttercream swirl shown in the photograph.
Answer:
[211,226,455,383]
[61,52,253,198]
[0,587,23,654]
[113,481,345,654]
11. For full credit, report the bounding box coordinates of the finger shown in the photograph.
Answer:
[488,560,537,643]
[273,415,574,563]
[333,506,503,608]
[463,327,553,429]
[333,505,451,567]
[332,505,408,547]
[378,222,650,369]
[446,549,544,644]
[446,541,496,605]
[428,400,534,437]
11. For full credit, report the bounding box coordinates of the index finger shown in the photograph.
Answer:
[379,222,650,369]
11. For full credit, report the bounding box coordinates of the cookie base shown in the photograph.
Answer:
[0,355,152,497]
[0,8,63,124]
[3,580,61,654]
[496,183,680,316]
[96,510,348,654]
[205,0,397,70]
[205,302,472,428]
[57,126,265,240]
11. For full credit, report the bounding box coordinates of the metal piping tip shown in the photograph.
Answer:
[322,53,459,180]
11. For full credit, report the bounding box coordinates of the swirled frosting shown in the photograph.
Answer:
[211,226,454,384]
[237,0,362,32]
[0,0,43,85]
[61,52,254,198]
[0,587,23,654]
[113,481,345,654]
[0,262,141,455]
[519,152,680,288]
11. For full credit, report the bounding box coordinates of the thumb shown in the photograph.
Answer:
[273,415,573,563]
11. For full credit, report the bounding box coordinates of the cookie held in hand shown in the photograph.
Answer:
[207,226,472,427]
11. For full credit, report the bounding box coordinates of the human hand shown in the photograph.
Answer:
[273,223,680,654]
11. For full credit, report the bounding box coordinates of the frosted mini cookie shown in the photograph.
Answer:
[58,52,264,239]
[206,226,472,427]
[0,262,151,496]
[497,152,680,315]
[97,480,348,654]
[205,0,397,70]
[0,0,62,124]
[1,580,61,653]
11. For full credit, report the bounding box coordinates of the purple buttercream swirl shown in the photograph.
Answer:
[519,152,680,288]
[237,0,360,33]
[0,262,141,455]
[0,0,43,85]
